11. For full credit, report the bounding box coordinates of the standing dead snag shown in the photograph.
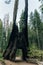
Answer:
[3,0,29,61]
[3,0,19,60]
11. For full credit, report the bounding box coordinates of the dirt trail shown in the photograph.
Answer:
[0,57,37,65]
[4,57,37,65]
[4,60,37,65]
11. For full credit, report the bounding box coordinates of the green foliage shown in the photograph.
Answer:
[0,53,3,58]
[19,11,25,32]
[0,19,3,52]
[28,44,43,58]
[28,9,43,59]
[34,10,41,30]
[16,49,22,56]
[29,9,43,49]
[29,10,41,30]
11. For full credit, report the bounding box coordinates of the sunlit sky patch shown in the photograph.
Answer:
[0,0,41,23]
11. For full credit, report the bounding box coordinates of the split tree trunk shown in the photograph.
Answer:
[3,0,29,61]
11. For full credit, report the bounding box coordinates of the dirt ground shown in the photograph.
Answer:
[0,57,37,65]
[4,57,37,65]
[4,60,37,65]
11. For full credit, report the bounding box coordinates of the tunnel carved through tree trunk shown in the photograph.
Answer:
[3,0,29,61]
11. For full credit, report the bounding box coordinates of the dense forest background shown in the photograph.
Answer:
[0,9,43,59]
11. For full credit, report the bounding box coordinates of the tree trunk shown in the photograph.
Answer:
[3,0,19,60]
[22,0,29,59]
[23,0,28,47]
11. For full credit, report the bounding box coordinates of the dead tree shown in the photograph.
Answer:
[10,0,29,61]
[3,0,19,60]
[3,0,29,61]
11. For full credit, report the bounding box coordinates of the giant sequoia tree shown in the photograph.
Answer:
[3,0,29,61]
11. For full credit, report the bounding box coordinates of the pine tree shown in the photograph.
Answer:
[29,10,41,49]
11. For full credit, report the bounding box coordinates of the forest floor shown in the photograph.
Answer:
[0,57,38,65]
[0,57,43,65]
[4,60,37,65]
